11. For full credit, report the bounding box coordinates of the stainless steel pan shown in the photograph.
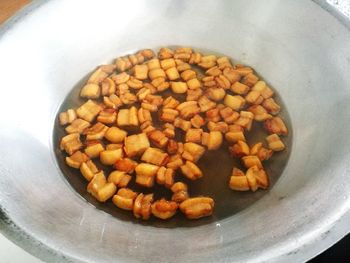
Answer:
[1,0,350,262]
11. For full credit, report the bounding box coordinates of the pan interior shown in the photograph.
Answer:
[53,47,293,228]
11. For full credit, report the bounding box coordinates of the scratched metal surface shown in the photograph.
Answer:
[1,0,350,262]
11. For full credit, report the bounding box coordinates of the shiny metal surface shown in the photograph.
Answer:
[1,0,350,262]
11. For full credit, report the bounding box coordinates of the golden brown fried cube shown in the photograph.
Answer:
[223,67,241,84]
[177,101,200,119]
[242,73,259,87]
[156,167,175,188]
[180,160,203,180]
[141,148,169,166]
[112,72,130,85]
[181,69,197,81]
[264,117,288,135]
[179,197,214,219]
[147,58,161,70]
[101,77,116,96]
[185,129,203,144]
[166,154,184,170]
[207,88,226,101]
[165,67,180,80]
[241,155,263,169]
[160,108,179,123]
[206,66,222,77]
[84,141,105,158]
[65,118,91,134]
[60,133,83,155]
[104,127,127,143]
[198,96,216,112]
[266,134,285,151]
[229,173,249,191]
[124,133,150,157]
[190,114,205,128]
[149,68,166,80]
[83,122,109,141]
[66,151,89,169]
[151,199,178,219]
[229,140,250,158]
[262,98,281,115]
[224,94,245,111]
[108,171,132,188]
[100,148,124,165]
[59,109,77,126]
[235,111,254,130]
[114,158,138,174]
[135,163,159,187]
[97,109,117,124]
[87,171,117,202]
[117,106,139,127]
[127,77,143,89]
[186,88,203,101]
[182,142,205,162]
[252,81,274,99]
[217,56,232,69]
[148,130,169,148]
[163,96,180,109]
[112,188,138,210]
[207,121,229,133]
[171,182,189,203]
[219,107,239,124]
[80,160,99,181]
[230,82,250,95]
[171,81,188,94]
[215,75,231,90]
[225,131,246,143]
[158,48,174,59]
[245,91,263,105]
[204,131,223,150]
[80,83,101,99]
[247,105,272,121]
[133,193,154,220]
[134,64,148,80]
[160,58,176,70]
[187,78,201,90]
[76,99,102,122]
[103,94,123,109]
[137,108,152,124]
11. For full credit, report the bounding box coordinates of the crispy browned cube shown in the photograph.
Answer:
[219,107,239,124]
[225,131,246,143]
[148,130,169,148]
[101,77,116,96]
[264,117,288,135]
[97,109,117,124]
[65,118,91,134]
[117,106,139,127]
[235,111,254,130]
[87,66,110,84]
[247,105,272,121]
[215,75,231,89]
[166,154,184,170]
[241,155,263,169]
[167,139,179,155]
[190,114,205,128]
[160,58,176,70]
[133,193,154,220]
[165,67,180,80]
[198,55,217,68]
[80,160,99,181]
[104,127,127,143]
[59,109,77,126]
[250,142,273,161]
[171,81,188,94]
[229,168,250,191]
[151,199,178,219]
[202,131,223,150]
[163,96,180,109]
[187,78,201,90]
[158,48,174,59]
[83,122,109,140]
[185,129,203,144]
[207,88,226,101]
[124,133,150,157]
[103,94,123,109]
[100,148,124,165]
[206,66,222,77]
[87,171,117,202]
[108,171,132,187]
[76,99,102,123]
[160,108,179,123]
[230,82,250,95]
[242,73,259,87]
[186,88,203,101]
[163,123,175,138]
[245,91,264,105]
[251,81,274,99]
[60,133,83,155]
[149,68,166,80]
[207,121,229,133]
[66,151,89,169]
[179,197,214,219]
[171,182,189,203]
[84,141,105,158]
[135,163,159,187]
[266,134,285,151]
[112,188,138,210]
[80,83,101,99]
[198,96,216,112]
[181,69,197,81]
[223,67,241,84]
[134,64,148,80]
[202,76,216,88]
[217,56,233,69]
[182,143,205,162]
[156,167,175,188]
[114,158,138,173]
[229,140,250,158]
[224,94,245,111]
[262,98,281,115]
[147,58,161,70]
[177,101,200,119]
[141,147,169,166]
[137,108,152,124]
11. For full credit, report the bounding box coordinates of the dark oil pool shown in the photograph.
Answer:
[53,47,293,228]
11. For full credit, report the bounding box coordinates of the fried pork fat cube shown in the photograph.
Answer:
[65,151,89,169]
[113,188,138,210]
[141,147,169,166]
[135,163,159,187]
[124,133,150,157]
[156,167,175,188]
[117,106,139,128]
[60,133,83,155]
[151,199,178,219]
[76,99,102,123]
[133,193,154,220]
[201,131,223,150]
[87,171,116,202]
[266,134,285,151]
[80,160,99,181]
[108,171,132,188]
[171,182,189,203]
[59,109,77,126]
[229,166,268,192]
[179,197,214,219]
[180,161,203,180]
